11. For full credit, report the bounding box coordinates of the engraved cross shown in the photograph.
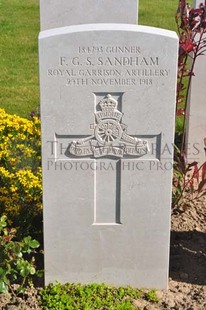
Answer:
[55,93,160,225]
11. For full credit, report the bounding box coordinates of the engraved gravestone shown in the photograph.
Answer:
[40,0,138,31]
[39,24,178,289]
[186,0,206,164]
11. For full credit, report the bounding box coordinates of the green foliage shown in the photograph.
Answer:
[0,108,42,240]
[172,146,206,210]
[0,215,40,293]
[40,282,142,310]
[175,0,206,147]
[145,289,159,303]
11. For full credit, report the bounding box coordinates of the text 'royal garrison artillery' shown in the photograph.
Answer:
[69,94,149,158]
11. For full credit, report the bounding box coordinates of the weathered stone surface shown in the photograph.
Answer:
[40,0,138,30]
[39,24,178,289]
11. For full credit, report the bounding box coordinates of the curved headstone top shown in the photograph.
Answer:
[40,0,139,31]
[39,23,178,40]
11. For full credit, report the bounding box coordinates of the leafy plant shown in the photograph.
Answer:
[175,0,206,150]
[40,282,143,310]
[172,1,206,210]
[40,282,161,310]
[145,289,159,303]
[173,146,206,210]
[0,215,40,293]
[0,108,42,240]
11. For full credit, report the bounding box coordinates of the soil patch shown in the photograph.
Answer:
[0,201,205,309]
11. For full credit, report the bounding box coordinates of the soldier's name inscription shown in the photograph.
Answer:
[47,45,170,87]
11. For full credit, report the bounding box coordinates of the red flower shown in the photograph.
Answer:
[181,38,195,53]
[176,108,185,116]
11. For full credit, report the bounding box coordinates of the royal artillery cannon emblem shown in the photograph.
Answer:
[69,94,149,158]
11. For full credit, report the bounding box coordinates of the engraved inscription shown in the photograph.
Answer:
[78,46,141,54]
[67,56,159,66]
[47,45,170,87]
[68,94,149,159]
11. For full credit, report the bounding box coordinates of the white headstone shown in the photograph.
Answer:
[194,0,205,5]
[40,0,138,31]
[186,0,206,164]
[39,24,178,289]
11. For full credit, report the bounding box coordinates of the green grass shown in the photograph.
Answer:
[139,0,192,31]
[0,0,192,118]
[139,0,178,31]
[0,0,39,118]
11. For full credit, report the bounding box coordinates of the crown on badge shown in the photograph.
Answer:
[95,94,122,123]
[100,94,118,112]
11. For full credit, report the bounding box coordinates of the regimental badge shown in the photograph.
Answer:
[69,94,149,158]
